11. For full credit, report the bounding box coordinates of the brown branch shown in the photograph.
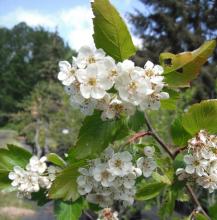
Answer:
[186,184,211,220]
[143,112,174,159]
[126,131,152,144]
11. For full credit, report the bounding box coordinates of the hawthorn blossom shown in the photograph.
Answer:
[93,164,115,187]
[26,156,47,174]
[144,146,155,157]
[97,208,119,220]
[184,154,207,176]
[176,130,217,193]
[76,46,106,69]
[8,156,58,199]
[136,157,157,177]
[76,63,113,99]
[58,61,77,86]
[108,151,133,177]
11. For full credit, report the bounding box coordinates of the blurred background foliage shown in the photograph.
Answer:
[0,0,216,219]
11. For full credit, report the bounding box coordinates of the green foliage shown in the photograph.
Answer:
[160,88,180,110]
[194,213,209,220]
[91,0,136,61]
[47,153,66,167]
[152,172,172,185]
[70,111,129,160]
[182,100,217,135]
[159,190,176,220]
[0,22,72,115]
[171,117,192,146]
[208,203,217,220]
[160,40,216,88]
[49,160,86,201]
[128,110,145,131]
[54,199,84,220]
[136,181,166,201]
[0,144,31,172]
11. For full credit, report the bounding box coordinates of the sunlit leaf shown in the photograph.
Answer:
[182,100,217,135]
[47,153,66,167]
[171,117,192,146]
[160,40,216,87]
[70,111,129,160]
[54,199,84,220]
[136,181,166,200]
[160,88,180,110]
[49,160,86,201]
[92,0,136,61]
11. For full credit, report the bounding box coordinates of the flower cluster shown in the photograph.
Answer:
[97,208,119,220]
[8,156,60,198]
[58,46,169,120]
[77,146,157,207]
[176,130,217,192]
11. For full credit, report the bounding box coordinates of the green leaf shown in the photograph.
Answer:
[171,117,192,146]
[47,153,66,167]
[128,110,145,131]
[0,144,32,172]
[91,0,136,61]
[31,189,50,206]
[159,190,176,220]
[160,40,216,88]
[208,203,217,220]
[136,181,166,201]
[0,172,11,190]
[70,111,129,160]
[54,199,84,220]
[49,160,86,201]
[194,213,209,220]
[152,172,172,185]
[160,88,180,110]
[182,100,217,135]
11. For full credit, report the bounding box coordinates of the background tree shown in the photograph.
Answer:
[128,0,217,103]
[0,22,73,125]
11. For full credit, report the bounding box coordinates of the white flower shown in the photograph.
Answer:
[76,46,106,69]
[144,146,155,157]
[197,174,217,193]
[143,60,164,84]
[86,193,113,208]
[176,168,192,181]
[139,89,169,110]
[108,151,133,177]
[184,154,208,176]
[93,163,115,187]
[101,56,119,83]
[136,157,157,177]
[76,63,113,99]
[115,66,152,105]
[26,156,47,174]
[9,166,26,187]
[97,208,119,220]
[58,61,77,86]
[100,95,135,120]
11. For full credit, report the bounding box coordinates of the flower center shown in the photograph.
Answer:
[114,159,122,168]
[145,69,154,77]
[101,170,109,179]
[70,68,75,75]
[128,81,137,91]
[111,69,118,77]
[88,77,97,86]
[88,56,96,64]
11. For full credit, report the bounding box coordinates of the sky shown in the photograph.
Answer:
[0,0,145,50]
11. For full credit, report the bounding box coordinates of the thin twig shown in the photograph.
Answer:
[143,112,174,159]
[186,184,211,220]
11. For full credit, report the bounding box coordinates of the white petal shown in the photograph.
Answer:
[153,65,164,74]
[144,60,154,69]
[78,46,93,57]
[91,87,106,99]
[76,69,88,83]
[80,84,91,99]
[59,61,71,72]
[185,165,195,174]
[58,71,67,81]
